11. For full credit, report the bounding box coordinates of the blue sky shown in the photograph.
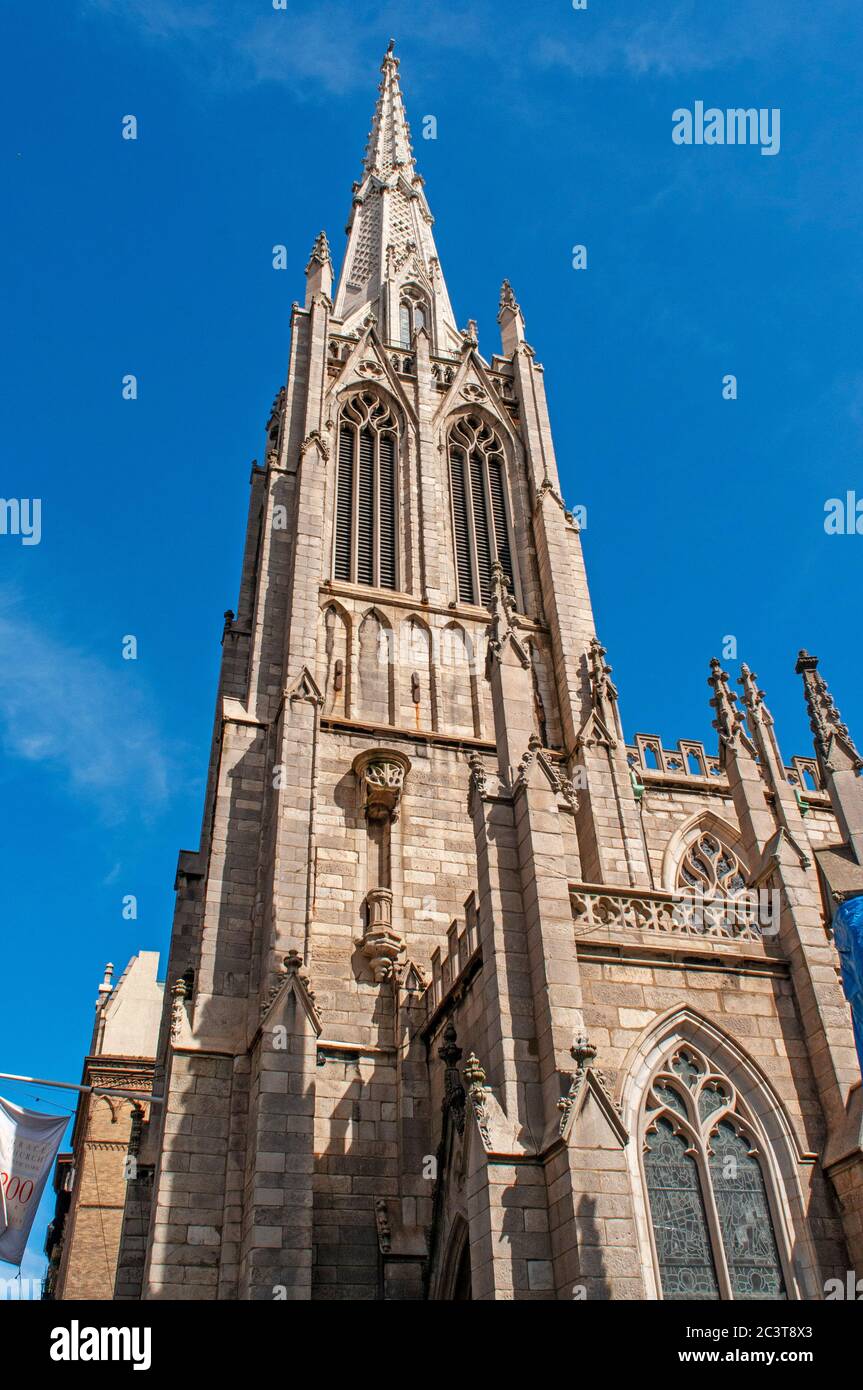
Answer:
[2,0,861,1287]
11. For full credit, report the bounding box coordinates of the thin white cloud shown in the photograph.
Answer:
[80,0,832,96]
[0,596,171,821]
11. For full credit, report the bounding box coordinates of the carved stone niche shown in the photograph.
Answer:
[352,748,411,824]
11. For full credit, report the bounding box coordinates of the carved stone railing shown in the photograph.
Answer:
[626,735,723,780]
[785,756,824,795]
[626,736,825,797]
[569,883,769,943]
[426,893,481,1018]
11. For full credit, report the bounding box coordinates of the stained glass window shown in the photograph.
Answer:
[672,1050,701,1090]
[643,1044,789,1301]
[653,1081,687,1118]
[698,1082,727,1122]
[644,1119,719,1300]
[709,1123,786,1300]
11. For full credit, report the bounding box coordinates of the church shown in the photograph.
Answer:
[116,42,863,1301]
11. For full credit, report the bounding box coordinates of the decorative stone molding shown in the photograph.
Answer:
[486,561,530,671]
[439,1021,466,1135]
[513,733,579,810]
[170,970,194,1044]
[467,750,488,798]
[558,1034,624,1140]
[286,666,324,706]
[374,1199,392,1253]
[533,474,566,515]
[352,748,411,824]
[260,950,323,1029]
[399,959,428,993]
[360,887,404,982]
[299,430,330,462]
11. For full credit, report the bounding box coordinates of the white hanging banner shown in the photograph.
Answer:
[0,1095,68,1266]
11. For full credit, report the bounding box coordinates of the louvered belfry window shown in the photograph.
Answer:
[448,414,515,607]
[334,391,398,589]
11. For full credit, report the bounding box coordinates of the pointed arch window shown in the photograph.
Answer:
[448,415,515,607]
[642,1044,787,1301]
[334,391,398,590]
[398,288,428,348]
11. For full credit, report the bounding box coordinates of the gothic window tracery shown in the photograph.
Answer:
[334,391,398,590]
[447,414,515,607]
[642,1043,787,1301]
[677,831,747,896]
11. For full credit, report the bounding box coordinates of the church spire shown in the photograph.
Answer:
[363,39,415,179]
[333,41,459,348]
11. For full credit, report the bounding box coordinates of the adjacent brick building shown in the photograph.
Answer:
[117,44,863,1301]
[44,953,162,1300]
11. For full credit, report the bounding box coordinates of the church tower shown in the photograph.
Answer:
[123,44,863,1302]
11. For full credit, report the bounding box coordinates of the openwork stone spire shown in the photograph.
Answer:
[795,650,862,772]
[363,40,415,178]
[332,41,459,342]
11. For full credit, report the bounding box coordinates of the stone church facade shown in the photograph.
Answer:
[119,44,863,1301]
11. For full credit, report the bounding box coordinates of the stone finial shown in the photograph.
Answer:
[738,663,773,724]
[708,657,754,759]
[305,230,332,271]
[588,637,618,712]
[438,1021,463,1067]
[498,278,526,353]
[96,963,114,1010]
[499,279,520,314]
[571,1032,598,1069]
[305,231,333,305]
[462,1053,486,1089]
[795,650,862,771]
[462,1053,491,1146]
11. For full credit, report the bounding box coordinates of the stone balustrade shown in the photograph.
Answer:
[569,882,770,943]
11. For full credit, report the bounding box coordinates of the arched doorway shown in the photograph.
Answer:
[440,1216,472,1301]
